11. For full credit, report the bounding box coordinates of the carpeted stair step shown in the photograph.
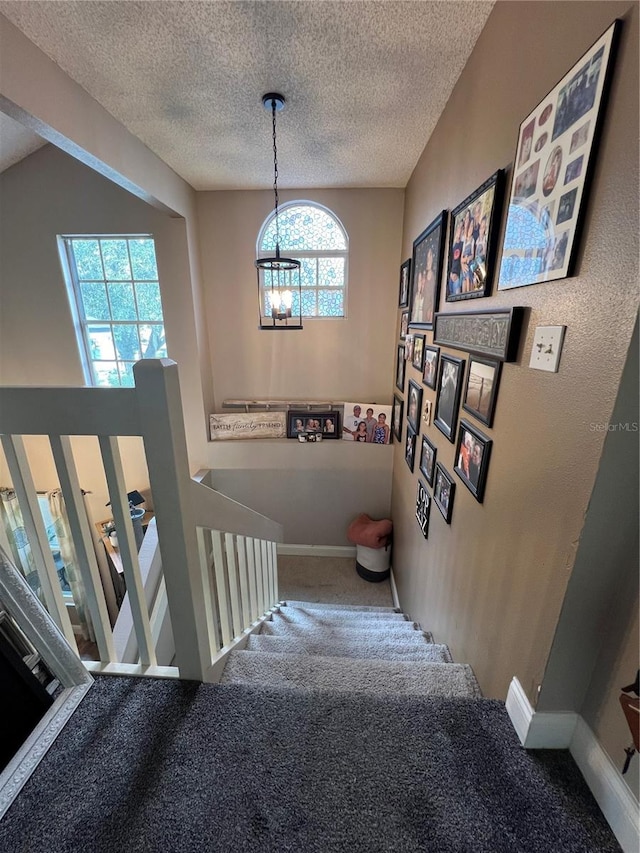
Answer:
[269,611,420,634]
[221,651,481,697]
[260,618,432,644]
[246,632,450,661]
[277,606,408,625]
[283,599,400,613]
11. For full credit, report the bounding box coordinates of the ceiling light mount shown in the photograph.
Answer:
[262,93,286,113]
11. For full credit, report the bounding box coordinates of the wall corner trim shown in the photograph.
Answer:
[506,678,639,853]
[276,544,356,558]
[389,567,401,610]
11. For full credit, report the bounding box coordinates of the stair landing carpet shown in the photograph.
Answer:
[0,676,621,852]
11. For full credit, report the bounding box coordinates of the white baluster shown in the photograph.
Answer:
[224,533,243,637]
[212,530,231,647]
[196,527,220,657]
[236,535,251,627]
[246,536,259,622]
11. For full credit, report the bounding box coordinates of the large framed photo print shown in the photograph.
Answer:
[445,170,504,301]
[434,354,465,443]
[498,21,621,290]
[410,211,447,329]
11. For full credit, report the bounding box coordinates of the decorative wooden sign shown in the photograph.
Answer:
[434,307,524,362]
[209,412,286,440]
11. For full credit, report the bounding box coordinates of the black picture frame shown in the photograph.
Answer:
[412,334,425,371]
[462,356,502,428]
[434,307,523,362]
[399,259,411,308]
[400,310,409,340]
[419,434,437,487]
[395,344,406,392]
[406,379,423,434]
[287,411,340,439]
[433,463,455,524]
[415,479,430,539]
[409,210,447,330]
[392,394,404,443]
[405,426,417,473]
[454,419,493,502]
[445,169,504,302]
[434,354,465,443]
[422,345,439,390]
[498,21,621,291]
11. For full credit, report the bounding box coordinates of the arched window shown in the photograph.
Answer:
[257,202,348,318]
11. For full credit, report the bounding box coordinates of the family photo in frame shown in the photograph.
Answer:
[287,411,340,439]
[396,344,406,392]
[342,403,392,444]
[398,259,411,308]
[419,434,437,486]
[392,394,404,442]
[422,345,439,389]
[407,380,423,434]
[434,354,465,442]
[410,211,447,329]
[405,426,417,472]
[433,463,455,523]
[454,419,492,502]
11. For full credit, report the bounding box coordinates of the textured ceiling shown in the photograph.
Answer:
[0,112,45,173]
[0,1,494,190]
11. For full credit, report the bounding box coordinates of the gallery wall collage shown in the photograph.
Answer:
[391,21,620,539]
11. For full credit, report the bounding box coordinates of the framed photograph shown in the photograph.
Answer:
[445,169,504,301]
[498,21,621,290]
[395,344,406,392]
[462,356,502,428]
[422,345,439,389]
[434,307,523,362]
[419,434,437,486]
[415,479,430,539]
[406,379,423,434]
[400,310,409,340]
[409,210,447,329]
[454,419,493,502]
[423,399,432,427]
[404,334,414,363]
[412,334,425,371]
[433,463,455,523]
[434,354,465,443]
[405,426,417,472]
[287,411,340,439]
[392,394,404,443]
[341,403,392,444]
[398,259,411,308]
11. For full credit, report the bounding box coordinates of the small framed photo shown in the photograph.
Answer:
[422,345,440,389]
[392,394,404,442]
[410,210,447,329]
[406,379,423,434]
[433,463,455,524]
[405,426,417,472]
[419,434,437,486]
[462,356,502,427]
[423,399,432,427]
[412,334,425,371]
[400,310,409,340]
[445,170,504,302]
[395,344,406,392]
[399,259,411,308]
[454,419,493,502]
[287,411,340,439]
[404,334,414,363]
[415,479,430,539]
[434,354,465,443]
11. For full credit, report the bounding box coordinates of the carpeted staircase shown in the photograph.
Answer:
[220,599,482,699]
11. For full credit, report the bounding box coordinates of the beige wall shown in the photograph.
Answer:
[197,188,404,544]
[392,0,639,703]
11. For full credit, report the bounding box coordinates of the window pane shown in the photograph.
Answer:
[94,361,120,387]
[319,257,344,286]
[118,362,136,387]
[318,289,344,317]
[129,238,158,280]
[113,324,141,360]
[79,282,109,320]
[101,239,131,280]
[87,325,115,360]
[139,324,167,358]
[135,282,163,321]
[299,258,316,287]
[71,239,102,280]
[301,290,317,317]
[108,282,136,320]
[261,205,347,251]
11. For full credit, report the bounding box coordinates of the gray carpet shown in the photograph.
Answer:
[285,599,399,613]
[0,676,621,853]
[253,631,444,661]
[275,606,409,625]
[277,555,394,606]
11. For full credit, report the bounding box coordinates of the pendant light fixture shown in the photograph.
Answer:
[255,93,303,330]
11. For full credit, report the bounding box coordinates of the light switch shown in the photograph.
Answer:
[529,325,566,372]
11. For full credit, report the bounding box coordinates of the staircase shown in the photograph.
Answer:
[220,599,481,699]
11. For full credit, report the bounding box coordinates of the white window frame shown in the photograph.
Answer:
[58,234,165,387]
[256,201,349,319]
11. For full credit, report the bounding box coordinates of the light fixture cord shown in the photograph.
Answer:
[271,98,280,253]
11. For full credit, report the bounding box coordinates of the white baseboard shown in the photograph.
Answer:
[570,716,639,853]
[389,567,400,610]
[506,677,639,853]
[277,544,356,558]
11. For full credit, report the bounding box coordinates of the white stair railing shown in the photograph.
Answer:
[0,359,283,682]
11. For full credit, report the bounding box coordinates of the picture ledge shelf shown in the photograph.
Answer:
[223,400,343,412]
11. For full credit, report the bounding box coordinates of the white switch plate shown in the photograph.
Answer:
[529,325,566,372]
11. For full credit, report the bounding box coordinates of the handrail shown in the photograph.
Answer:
[190,478,283,543]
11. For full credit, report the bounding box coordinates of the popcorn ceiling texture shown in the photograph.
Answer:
[0,0,494,189]
[0,113,45,172]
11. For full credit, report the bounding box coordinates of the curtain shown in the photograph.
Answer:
[0,487,43,603]
[48,490,95,642]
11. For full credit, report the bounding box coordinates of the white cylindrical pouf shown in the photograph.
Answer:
[356,544,391,583]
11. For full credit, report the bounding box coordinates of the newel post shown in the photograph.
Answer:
[133,359,211,681]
